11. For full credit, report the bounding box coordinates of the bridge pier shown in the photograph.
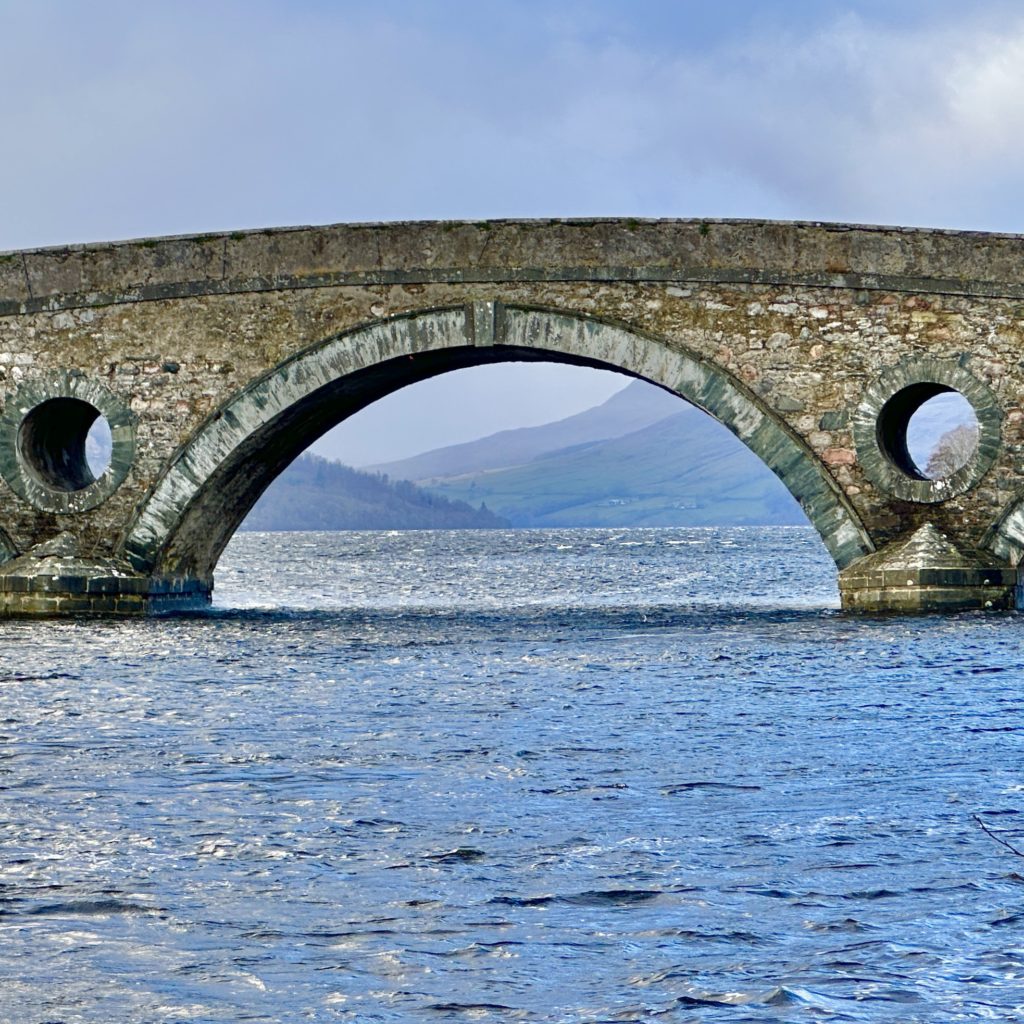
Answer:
[838,524,1017,613]
[0,534,210,616]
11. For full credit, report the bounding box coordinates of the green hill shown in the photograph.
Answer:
[420,405,806,527]
[368,379,682,481]
[242,453,509,531]
[243,381,808,531]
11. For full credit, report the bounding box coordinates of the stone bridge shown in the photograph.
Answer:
[1,217,1024,615]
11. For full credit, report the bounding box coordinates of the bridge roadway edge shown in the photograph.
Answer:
[0,218,1022,615]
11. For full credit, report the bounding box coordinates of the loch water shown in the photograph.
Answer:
[2,527,1024,1023]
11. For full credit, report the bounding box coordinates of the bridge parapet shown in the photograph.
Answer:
[8,218,1024,316]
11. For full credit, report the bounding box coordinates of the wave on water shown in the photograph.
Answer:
[2,528,1023,1022]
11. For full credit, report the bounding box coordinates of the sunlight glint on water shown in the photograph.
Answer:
[1,527,1022,1023]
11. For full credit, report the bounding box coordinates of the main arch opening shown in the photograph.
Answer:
[239,366,818,533]
[122,306,870,607]
[212,361,838,609]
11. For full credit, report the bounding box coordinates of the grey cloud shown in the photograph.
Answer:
[5,2,1024,249]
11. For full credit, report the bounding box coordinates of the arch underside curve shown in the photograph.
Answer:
[121,305,873,580]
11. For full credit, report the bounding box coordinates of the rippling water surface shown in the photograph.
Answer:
[2,527,1024,1022]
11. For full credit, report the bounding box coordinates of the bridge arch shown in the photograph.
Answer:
[121,304,873,584]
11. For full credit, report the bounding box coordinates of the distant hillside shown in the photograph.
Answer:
[242,453,509,531]
[421,404,806,527]
[243,378,810,532]
[369,378,682,482]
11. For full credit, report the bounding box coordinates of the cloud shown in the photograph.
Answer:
[634,11,1024,229]
[5,2,1024,250]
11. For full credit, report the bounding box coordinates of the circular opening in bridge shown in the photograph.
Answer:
[18,397,110,492]
[877,385,979,481]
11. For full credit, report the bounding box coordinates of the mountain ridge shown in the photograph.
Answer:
[421,404,805,527]
[243,378,810,531]
[243,453,509,531]
[367,379,682,482]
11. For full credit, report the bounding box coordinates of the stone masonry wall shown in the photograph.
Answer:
[0,219,1023,576]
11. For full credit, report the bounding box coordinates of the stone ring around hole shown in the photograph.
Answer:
[0,373,136,513]
[852,357,1000,504]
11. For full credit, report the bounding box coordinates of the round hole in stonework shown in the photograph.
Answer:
[877,384,979,482]
[18,397,111,492]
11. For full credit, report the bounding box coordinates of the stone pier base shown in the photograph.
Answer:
[0,575,212,617]
[0,525,1018,618]
[0,533,210,617]
[839,523,1017,613]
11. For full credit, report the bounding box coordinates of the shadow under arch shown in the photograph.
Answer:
[121,304,873,583]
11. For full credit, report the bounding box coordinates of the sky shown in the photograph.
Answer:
[3,0,1022,464]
